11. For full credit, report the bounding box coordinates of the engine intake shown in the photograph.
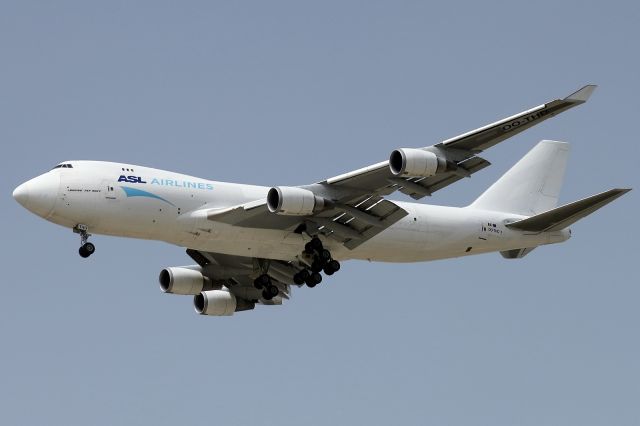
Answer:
[194,290,237,316]
[267,186,326,216]
[159,266,211,295]
[389,148,447,177]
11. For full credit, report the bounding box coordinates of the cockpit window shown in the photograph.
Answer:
[52,164,73,170]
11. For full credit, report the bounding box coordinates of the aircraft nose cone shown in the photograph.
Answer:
[13,174,59,218]
[13,182,30,207]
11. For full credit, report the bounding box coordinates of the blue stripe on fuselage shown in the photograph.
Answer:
[120,186,175,206]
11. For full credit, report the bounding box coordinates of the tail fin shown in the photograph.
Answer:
[470,140,570,215]
[505,188,631,232]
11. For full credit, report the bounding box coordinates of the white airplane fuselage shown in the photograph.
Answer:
[14,160,569,262]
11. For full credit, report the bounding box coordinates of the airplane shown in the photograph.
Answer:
[12,85,630,316]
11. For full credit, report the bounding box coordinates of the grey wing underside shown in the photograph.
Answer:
[186,249,298,306]
[207,195,409,250]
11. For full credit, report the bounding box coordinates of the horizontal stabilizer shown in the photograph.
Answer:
[500,247,536,259]
[506,188,631,232]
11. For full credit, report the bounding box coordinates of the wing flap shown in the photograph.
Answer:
[308,197,409,249]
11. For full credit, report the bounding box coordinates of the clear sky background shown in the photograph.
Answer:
[1,1,638,425]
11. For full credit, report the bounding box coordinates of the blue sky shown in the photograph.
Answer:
[1,1,638,425]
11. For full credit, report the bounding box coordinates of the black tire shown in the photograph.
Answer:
[304,242,315,254]
[78,247,90,258]
[262,289,273,300]
[299,269,310,280]
[306,279,317,288]
[323,265,335,276]
[319,249,331,262]
[328,260,340,272]
[311,260,323,273]
[253,278,264,289]
[311,272,322,285]
[310,237,323,251]
[268,285,279,297]
[257,274,271,286]
[293,273,304,285]
[83,242,95,254]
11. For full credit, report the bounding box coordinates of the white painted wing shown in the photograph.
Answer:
[321,85,596,201]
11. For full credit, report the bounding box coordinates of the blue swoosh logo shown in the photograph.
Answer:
[120,186,175,206]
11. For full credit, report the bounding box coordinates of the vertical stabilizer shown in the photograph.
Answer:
[470,140,570,215]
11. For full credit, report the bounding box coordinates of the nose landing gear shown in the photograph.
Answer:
[74,224,95,258]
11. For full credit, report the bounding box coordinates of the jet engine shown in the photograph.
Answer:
[389,148,447,177]
[267,186,326,216]
[194,290,237,316]
[159,266,212,295]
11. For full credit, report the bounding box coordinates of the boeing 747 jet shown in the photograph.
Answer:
[13,85,630,316]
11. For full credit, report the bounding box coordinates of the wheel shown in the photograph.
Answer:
[319,249,331,262]
[310,237,323,251]
[323,264,335,276]
[253,278,264,289]
[78,247,90,258]
[83,242,95,255]
[304,241,315,254]
[304,272,319,288]
[254,274,271,289]
[293,273,305,285]
[328,259,340,272]
[299,269,310,280]
[262,289,273,300]
[267,285,279,297]
[311,260,323,273]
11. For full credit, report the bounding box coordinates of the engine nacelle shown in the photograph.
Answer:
[194,290,237,316]
[389,148,447,177]
[159,266,211,295]
[267,186,326,216]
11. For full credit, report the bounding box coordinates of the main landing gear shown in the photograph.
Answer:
[74,224,96,258]
[254,236,341,300]
[293,237,340,288]
[253,274,280,301]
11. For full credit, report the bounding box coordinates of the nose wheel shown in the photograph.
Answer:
[74,224,96,258]
[79,242,95,258]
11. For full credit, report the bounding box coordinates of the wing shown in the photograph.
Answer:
[322,85,596,200]
[202,85,595,250]
[205,195,409,249]
[186,248,301,307]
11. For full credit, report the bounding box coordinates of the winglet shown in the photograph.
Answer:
[565,84,597,103]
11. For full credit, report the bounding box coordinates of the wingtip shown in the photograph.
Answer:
[565,84,598,102]
[605,188,632,199]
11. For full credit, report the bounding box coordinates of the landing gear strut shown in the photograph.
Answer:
[74,224,95,258]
